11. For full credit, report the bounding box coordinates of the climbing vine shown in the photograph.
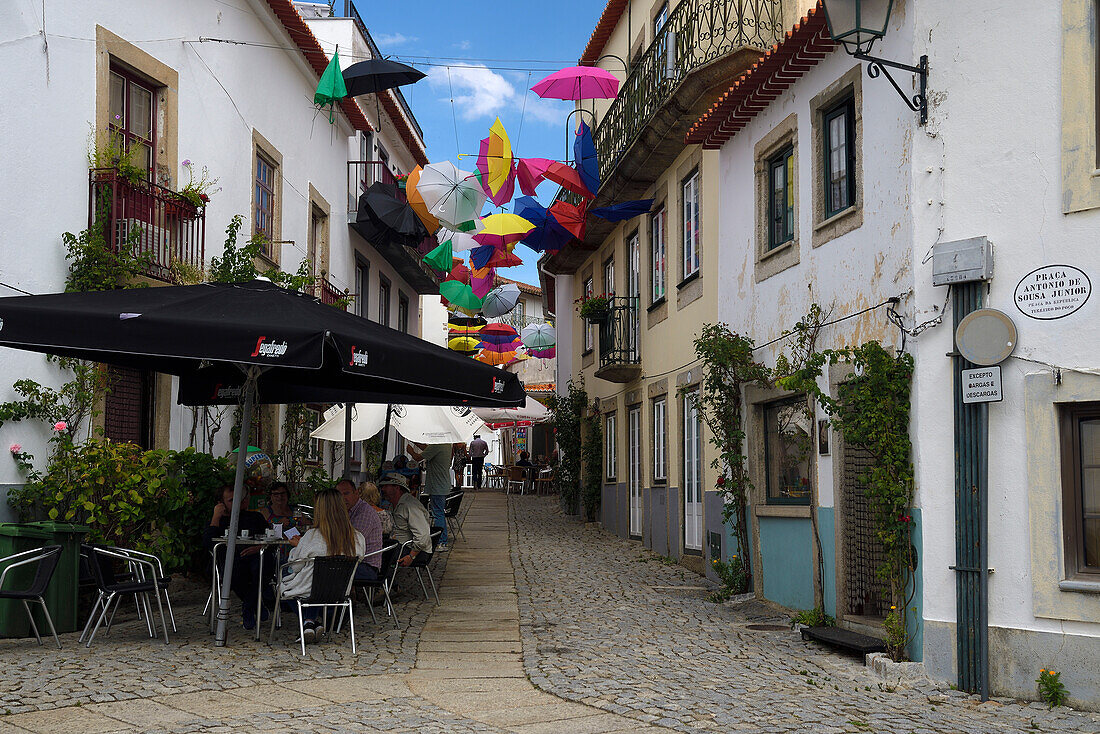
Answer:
[687,323,771,589]
[580,408,603,522]
[64,199,153,293]
[547,380,586,515]
[778,338,916,661]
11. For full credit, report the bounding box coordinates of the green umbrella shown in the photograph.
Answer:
[424,238,453,272]
[440,280,484,311]
[314,51,348,122]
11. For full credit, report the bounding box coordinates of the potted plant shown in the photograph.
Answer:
[576,293,612,323]
[175,160,218,214]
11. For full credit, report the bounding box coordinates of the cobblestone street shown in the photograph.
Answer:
[0,492,1097,732]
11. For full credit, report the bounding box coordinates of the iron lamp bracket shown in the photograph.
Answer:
[853,52,928,124]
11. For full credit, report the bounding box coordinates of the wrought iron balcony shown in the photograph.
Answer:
[89,168,206,283]
[311,276,349,310]
[490,312,546,331]
[593,0,786,184]
[596,296,641,383]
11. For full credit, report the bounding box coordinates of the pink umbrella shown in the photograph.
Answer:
[517,158,553,196]
[476,137,516,207]
[532,66,620,101]
[470,264,496,299]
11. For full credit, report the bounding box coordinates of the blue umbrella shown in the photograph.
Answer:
[515,196,574,253]
[589,199,656,222]
[573,121,600,196]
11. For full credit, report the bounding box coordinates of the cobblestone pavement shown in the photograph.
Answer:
[511,496,1100,734]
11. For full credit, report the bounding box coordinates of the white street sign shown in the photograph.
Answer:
[961,366,1003,404]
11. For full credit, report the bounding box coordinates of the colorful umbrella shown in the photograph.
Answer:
[573,121,600,196]
[472,213,535,248]
[481,283,522,318]
[521,323,556,349]
[549,199,587,240]
[480,322,519,339]
[516,158,552,196]
[448,336,481,354]
[440,280,483,311]
[475,350,516,366]
[476,119,516,206]
[436,227,480,253]
[470,264,496,299]
[590,199,656,222]
[417,161,485,230]
[314,50,348,122]
[531,66,620,101]
[406,167,440,232]
[542,159,594,198]
[423,238,453,272]
[479,337,522,353]
[470,244,522,269]
[527,346,556,359]
[515,196,574,253]
[445,260,472,285]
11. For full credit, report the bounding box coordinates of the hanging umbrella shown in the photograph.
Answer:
[314,50,348,122]
[472,213,535,248]
[448,335,481,354]
[470,244,522,269]
[573,121,600,196]
[515,196,574,253]
[417,161,486,230]
[440,280,484,311]
[590,199,656,222]
[516,158,552,196]
[436,227,480,254]
[343,58,426,96]
[475,120,517,207]
[521,323,556,349]
[524,158,594,199]
[478,337,521,353]
[479,322,520,343]
[531,65,620,101]
[470,265,496,299]
[423,238,453,272]
[549,199,587,240]
[405,167,440,232]
[527,346,556,359]
[475,349,516,366]
[481,283,522,318]
[0,280,523,646]
[358,182,430,249]
[444,260,472,285]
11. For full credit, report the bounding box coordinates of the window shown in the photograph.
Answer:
[654,2,668,35]
[306,407,323,465]
[683,390,703,551]
[682,171,700,277]
[651,206,666,302]
[254,152,277,255]
[653,397,667,482]
[378,275,391,327]
[514,298,526,325]
[764,397,812,504]
[583,277,594,352]
[768,146,795,249]
[398,292,410,333]
[823,98,855,218]
[108,68,155,178]
[603,257,615,295]
[1061,402,1100,578]
[606,413,618,480]
[355,259,369,319]
[308,206,325,278]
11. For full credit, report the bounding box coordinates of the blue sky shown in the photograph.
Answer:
[344,1,605,287]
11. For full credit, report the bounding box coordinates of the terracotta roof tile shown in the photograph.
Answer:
[579,0,628,65]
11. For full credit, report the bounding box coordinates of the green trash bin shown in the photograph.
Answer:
[0,523,53,638]
[27,522,90,634]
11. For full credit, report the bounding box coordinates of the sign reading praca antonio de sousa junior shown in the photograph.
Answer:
[1014,265,1091,320]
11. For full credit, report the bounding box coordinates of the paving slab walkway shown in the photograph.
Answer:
[0,492,666,733]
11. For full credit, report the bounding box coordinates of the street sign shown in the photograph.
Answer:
[1014,264,1091,320]
[961,366,1003,404]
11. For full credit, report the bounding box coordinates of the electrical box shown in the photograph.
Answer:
[932,237,993,286]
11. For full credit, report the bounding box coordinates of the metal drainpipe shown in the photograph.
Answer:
[951,281,989,699]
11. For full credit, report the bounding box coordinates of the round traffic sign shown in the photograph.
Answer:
[955,308,1017,366]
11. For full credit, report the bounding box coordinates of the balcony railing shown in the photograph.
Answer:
[89,168,206,283]
[593,0,785,183]
[596,297,640,382]
[490,312,546,331]
[311,276,349,309]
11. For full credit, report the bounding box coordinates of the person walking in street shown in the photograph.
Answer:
[409,442,453,551]
[468,433,489,490]
[378,474,432,567]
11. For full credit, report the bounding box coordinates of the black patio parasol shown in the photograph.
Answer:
[0,279,522,645]
[342,58,425,97]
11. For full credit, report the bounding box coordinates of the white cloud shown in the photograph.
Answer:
[427,64,572,127]
[454,40,471,50]
[373,32,416,47]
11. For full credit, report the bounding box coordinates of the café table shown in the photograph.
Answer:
[209,532,291,640]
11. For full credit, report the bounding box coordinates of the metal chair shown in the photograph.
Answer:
[270,555,360,656]
[533,467,556,495]
[0,545,63,649]
[80,544,170,647]
[392,529,442,603]
[506,466,527,495]
[444,491,466,542]
[334,543,400,631]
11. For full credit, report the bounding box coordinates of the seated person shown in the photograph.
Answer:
[335,479,383,582]
[279,487,365,644]
[202,485,274,630]
[260,482,295,529]
[359,481,395,538]
[516,451,535,481]
[378,474,433,568]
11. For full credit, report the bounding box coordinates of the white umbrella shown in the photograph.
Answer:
[481,283,521,318]
[311,402,388,441]
[436,226,481,253]
[473,396,549,425]
[418,161,486,229]
[311,403,487,445]
[520,323,556,349]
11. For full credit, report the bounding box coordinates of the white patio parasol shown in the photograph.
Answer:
[312,403,487,445]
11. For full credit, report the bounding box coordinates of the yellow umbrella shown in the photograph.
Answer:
[477,118,516,206]
[471,213,535,248]
[448,336,482,353]
[406,167,440,232]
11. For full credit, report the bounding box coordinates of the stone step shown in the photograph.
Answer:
[800,625,888,656]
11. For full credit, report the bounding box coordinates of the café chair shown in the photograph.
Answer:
[0,545,63,649]
[80,544,171,647]
[270,555,361,656]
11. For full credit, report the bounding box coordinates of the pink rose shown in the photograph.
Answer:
[8,443,21,454]
[53,421,67,432]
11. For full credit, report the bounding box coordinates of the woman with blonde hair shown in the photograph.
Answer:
[280,487,365,643]
[359,481,395,537]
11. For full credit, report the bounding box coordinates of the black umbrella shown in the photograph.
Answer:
[343,58,426,97]
[0,279,522,645]
[357,181,430,250]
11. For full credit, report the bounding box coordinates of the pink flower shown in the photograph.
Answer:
[181,159,192,167]
[53,421,67,432]
[8,443,21,454]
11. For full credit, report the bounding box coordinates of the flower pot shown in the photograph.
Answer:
[583,309,608,324]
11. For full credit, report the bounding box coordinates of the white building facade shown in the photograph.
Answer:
[693,0,1100,707]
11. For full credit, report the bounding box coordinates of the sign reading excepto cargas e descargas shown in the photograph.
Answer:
[1014,265,1091,320]
[961,366,1003,404]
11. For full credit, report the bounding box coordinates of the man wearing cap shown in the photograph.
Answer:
[378,474,433,567]
[468,434,489,490]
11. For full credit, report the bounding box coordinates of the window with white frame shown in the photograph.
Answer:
[378,275,391,327]
[653,397,667,482]
[651,206,666,302]
[355,259,369,319]
[603,257,615,296]
[682,170,700,278]
[583,277,594,352]
[605,413,617,480]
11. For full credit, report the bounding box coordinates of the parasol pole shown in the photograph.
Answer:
[377,403,393,477]
[215,366,259,646]
[343,402,353,477]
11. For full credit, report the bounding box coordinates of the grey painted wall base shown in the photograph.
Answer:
[0,485,20,524]
[925,619,1100,710]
